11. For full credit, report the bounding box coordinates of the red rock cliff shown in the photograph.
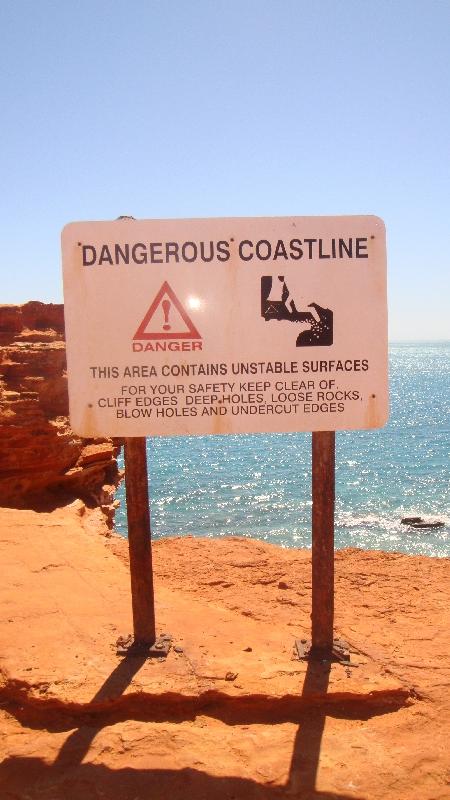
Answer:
[0,302,121,518]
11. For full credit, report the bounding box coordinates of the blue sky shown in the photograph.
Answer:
[1,0,449,339]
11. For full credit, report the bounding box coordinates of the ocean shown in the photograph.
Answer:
[115,342,449,558]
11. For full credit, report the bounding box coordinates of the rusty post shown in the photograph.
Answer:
[124,437,156,644]
[311,430,335,656]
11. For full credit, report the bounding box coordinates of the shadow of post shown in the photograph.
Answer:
[53,653,147,767]
[285,658,331,797]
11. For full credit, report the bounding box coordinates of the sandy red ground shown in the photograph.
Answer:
[0,503,449,799]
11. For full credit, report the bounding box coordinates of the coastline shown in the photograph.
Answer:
[1,502,449,799]
[1,302,449,797]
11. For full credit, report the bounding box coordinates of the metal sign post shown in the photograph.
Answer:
[116,437,170,657]
[296,431,350,663]
[311,430,335,656]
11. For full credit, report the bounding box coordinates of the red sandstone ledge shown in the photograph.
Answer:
[0,301,121,514]
[0,503,449,799]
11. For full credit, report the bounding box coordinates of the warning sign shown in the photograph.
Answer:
[61,215,388,437]
[134,281,202,340]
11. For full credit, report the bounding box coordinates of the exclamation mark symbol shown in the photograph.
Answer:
[162,299,171,330]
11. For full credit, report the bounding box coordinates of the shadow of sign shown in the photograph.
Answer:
[0,654,373,799]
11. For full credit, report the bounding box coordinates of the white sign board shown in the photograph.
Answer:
[61,216,388,437]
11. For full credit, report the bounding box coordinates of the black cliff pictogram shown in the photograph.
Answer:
[261,276,333,347]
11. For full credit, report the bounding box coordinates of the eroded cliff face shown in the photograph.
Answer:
[0,302,121,519]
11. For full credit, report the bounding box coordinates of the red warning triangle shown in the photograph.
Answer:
[133,281,202,340]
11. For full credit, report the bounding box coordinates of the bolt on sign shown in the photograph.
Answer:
[61,216,388,437]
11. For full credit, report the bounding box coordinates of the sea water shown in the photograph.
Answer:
[115,342,449,557]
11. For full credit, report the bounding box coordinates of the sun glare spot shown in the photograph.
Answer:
[187,296,202,311]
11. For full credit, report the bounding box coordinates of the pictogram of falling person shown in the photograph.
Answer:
[261,275,333,346]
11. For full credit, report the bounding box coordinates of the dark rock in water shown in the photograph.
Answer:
[410,521,445,530]
[401,517,445,530]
